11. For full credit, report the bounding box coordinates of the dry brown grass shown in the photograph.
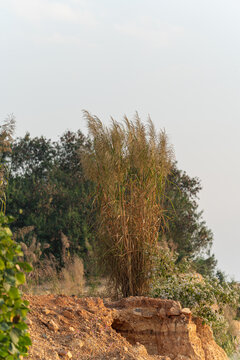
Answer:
[18,231,85,296]
[22,254,86,296]
[59,255,85,296]
[82,112,174,297]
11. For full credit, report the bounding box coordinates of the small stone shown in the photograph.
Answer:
[62,310,74,319]
[158,308,166,318]
[133,343,148,356]
[123,346,128,352]
[78,340,84,348]
[69,327,75,332]
[47,319,59,332]
[167,306,181,316]
[42,308,51,315]
[133,309,142,316]
[58,350,72,358]
[181,308,191,315]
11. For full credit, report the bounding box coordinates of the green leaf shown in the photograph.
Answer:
[0,258,5,270]
[4,228,12,237]
[18,262,32,272]
[23,300,29,307]
[5,275,16,287]
[6,355,15,360]
[19,334,31,346]
[19,308,28,318]
[14,322,28,330]
[0,333,9,342]
[15,272,25,285]
[9,287,20,300]
[10,328,20,345]
[9,342,18,355]
[0,322,10,331]
[0,348,9,357]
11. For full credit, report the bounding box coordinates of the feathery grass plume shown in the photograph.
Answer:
[82,111,174,297]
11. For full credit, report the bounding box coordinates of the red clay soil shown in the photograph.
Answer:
[25,295,165,360]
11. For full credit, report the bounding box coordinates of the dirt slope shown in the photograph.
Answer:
[25,295,164,360]
[25,295,228,360]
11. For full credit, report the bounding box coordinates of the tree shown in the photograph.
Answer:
[162,166,216,275]
[7,131,94,267]
[82,112,174,296]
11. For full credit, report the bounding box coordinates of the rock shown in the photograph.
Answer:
[133,342,148,356]
[158,308,166,318]
[70,339,84,349]
[58,350,72,358]
[166,305,181,316]
[62,310,74,319]
[175,356,191,360]
[78,340,84,348]
[47,319,59,332]
[69,327,75,332]
[42,308,51,315]
[133,308,142,316]
[181,308,191,316]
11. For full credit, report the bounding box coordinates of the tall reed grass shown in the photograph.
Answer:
[82,112,174,296]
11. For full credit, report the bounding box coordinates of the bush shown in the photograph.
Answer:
[0,213,32,359]
[151,247,239,355]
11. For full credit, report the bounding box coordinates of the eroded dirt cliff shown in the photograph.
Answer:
[108,297,228,360]
[25,295,228,360]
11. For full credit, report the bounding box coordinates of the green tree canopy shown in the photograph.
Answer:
[163,165,216,276]
[7,130,94,268]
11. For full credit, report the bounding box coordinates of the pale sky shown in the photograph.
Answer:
[1,0,240,279]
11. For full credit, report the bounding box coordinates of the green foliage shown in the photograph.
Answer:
[7,127,218,280]
[163,166,215,275]
[152,272,237,322]
[151,248,239,355]
[0,213,32,359]
[7,131,94,270]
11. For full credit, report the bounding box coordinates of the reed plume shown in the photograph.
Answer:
[82,111,174,296]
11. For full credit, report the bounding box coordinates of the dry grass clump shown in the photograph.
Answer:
[22,253,85,296]
[82,112,174,297]
[18,231,85,296]
[59,255,85,296]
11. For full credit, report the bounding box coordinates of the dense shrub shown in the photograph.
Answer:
[0,213,32,359]
[151,247,239,355]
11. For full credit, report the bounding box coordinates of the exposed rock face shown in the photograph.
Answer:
[107,297,228,360]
